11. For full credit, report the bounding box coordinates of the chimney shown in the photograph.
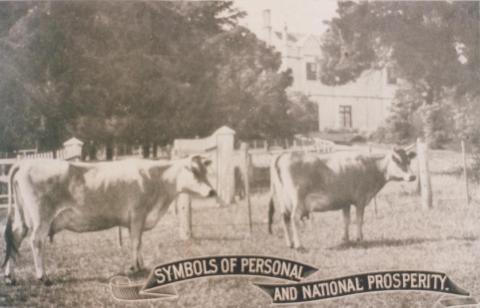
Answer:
[282,23,289,55]
[262,9,272,46]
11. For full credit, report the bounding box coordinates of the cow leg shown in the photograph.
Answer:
[356,206,365,241]
[291,196,307,250]
[267,195,275,234]
[290,211,303,250]
[30,223,51,285]
[281,212,293,248]
[4,220,28,285]
[128,214,145,273]
[4,184,29,285]
[342,205,351,242]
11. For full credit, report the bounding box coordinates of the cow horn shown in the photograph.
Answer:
[404,143,416,152]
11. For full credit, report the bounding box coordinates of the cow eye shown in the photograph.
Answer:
[189,166,201,177]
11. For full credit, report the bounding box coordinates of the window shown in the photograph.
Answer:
[306,62,317,80]
[339,105,352,129]
[386,67,397,85]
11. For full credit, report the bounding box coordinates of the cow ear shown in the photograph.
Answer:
[189,156,201,172]
[407,151,416,160]
[203,159,212,167]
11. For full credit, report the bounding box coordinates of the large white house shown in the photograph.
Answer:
[261,10,398,133]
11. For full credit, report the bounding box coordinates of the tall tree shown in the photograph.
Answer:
[0,1,296,156]
[320,1,480,146]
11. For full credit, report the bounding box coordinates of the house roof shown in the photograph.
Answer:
[63,137,84,146]
[271,30,322,51]
[273,31,304,43]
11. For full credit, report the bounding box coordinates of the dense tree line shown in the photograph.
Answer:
[0,1,309,158]
[320,1,479,148]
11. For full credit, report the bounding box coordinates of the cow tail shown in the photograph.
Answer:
[267,196,274,234]
[117,227,123,247]
[2,164,21,268]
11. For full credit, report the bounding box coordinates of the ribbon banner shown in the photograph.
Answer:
[255,270,471,305]
[110,255,318,301]
[109,256,475,306]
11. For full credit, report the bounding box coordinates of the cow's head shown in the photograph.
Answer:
[177,155,216,197]
[385,147,417,182]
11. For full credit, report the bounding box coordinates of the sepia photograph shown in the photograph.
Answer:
[0,0,479,307]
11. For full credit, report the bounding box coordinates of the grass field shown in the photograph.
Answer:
[0,149,479,307]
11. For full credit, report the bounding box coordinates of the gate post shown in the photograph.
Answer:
[214,126,235,205]
[417,138,432,210]
[240,142,253,234]
[177,193,192,240]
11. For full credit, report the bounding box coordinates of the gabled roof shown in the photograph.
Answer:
[273,31,304,43]
[272,30,322,51]
[63,137,84,146]
[296,34,322,49]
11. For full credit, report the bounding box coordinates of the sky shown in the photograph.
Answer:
[233,0,339,37]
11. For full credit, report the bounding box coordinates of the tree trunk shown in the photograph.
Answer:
[142,144,150,158]
[81,144,88,161]
[88,142,97,161]
[420,84,444,149]
[152,142,158,158]
[106,139,114,161]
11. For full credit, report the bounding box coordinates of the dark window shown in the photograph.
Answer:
[386,67,397,85]
[306,62,317,80]
[339,105,352,128]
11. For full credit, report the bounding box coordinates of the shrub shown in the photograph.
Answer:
[371,84,454,148]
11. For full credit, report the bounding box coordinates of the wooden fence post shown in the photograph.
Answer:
[369,145,378,216]
[416,157,421,194]
[461,139,471,205]
[214,126,236,205]
[241,143,253,234]
[178,193,192,240]
[417,138,432,210]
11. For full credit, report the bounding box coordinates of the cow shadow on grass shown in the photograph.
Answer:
[446,235,478,241]
[192,235,246,241]
[54,275,110,285]
[55,268,151,285]
[328,237,440,250]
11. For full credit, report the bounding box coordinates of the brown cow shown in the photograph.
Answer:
[268,148,416,249]
[2,155,215,285]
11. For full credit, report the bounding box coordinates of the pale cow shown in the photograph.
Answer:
[267,148,416,249]
[2,155,215,285]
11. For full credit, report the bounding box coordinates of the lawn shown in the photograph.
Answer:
[0,149,479,307]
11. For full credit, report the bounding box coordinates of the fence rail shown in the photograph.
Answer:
[0,158,16,209]
[0,150,69,209]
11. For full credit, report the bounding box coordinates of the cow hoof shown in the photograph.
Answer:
[295,246,308,253]
[127,265,143,275]
[39,276,52,286]
[5,275,16,286]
